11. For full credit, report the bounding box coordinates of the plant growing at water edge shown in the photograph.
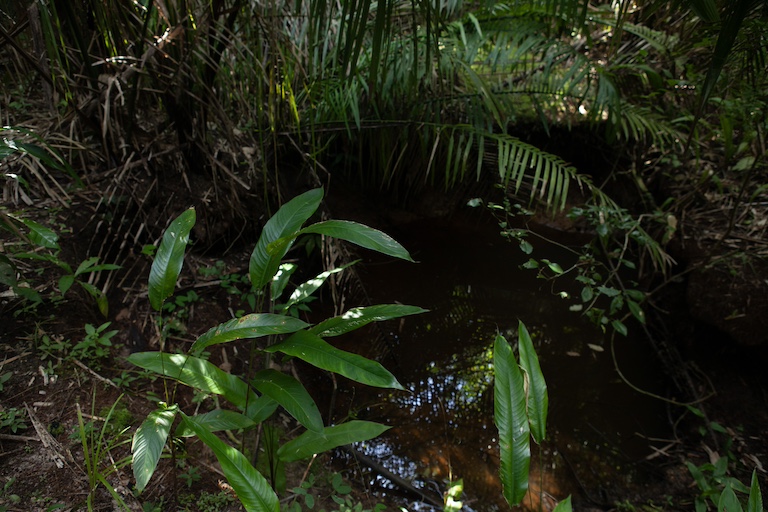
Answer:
[494,322,572,511]
[130,188,425,510]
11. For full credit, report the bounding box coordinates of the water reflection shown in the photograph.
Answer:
[329,211,671,510]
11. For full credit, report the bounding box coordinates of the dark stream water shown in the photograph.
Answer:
[323,208,674,511]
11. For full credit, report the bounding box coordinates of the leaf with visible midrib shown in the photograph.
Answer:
[494,334,530,506]
[299,220,414,262]
[267,330,404,390]
[181,413,279,512]
[252,369,323,433]
[132,405,178,491]
[249,188,323,290]
[128,352,257,410]
[278,421,391,462]
[309,304,427,338]
[148,209,195,311]
[190,313,308,353]
[517,322,548,443]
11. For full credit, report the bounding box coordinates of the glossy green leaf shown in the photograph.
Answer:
[181,413,279,512]
[271,263,298,301]
[266,330,404,390]
[748,470,763,512]
[190,313,309,353]
[245,395,279,425]
[148,208,196,311]
[128,352,257,410]
[249,188,323,290]
[494,334,530,506]
[299,220,414,262]
[132,405,178,491]
[281,260,359,313]
[252,369,323,433]
[19,218,59,249]
[175,409,256,437]
[310,304,427,338]
[517,322,548,443]
[278,420,390,462]
[552,495,573,512]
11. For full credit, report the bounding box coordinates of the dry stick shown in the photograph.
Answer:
[72,359,120,389]
[0,352,31,369]
[0,433,40,442]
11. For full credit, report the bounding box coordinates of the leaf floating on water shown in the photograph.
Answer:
[587,343,604,353]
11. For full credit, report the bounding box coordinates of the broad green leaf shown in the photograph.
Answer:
[517,322,548,443]
[132,405,178,491]
[278,421,390,462]
[249,188,323,290]
[310,305,427,338]
[718,483,743,512]
[19,218,59,249]
[245,395,279,425]
[552,495,573,512]
[190,313,309,353]
[148,209,196,311]
[748,470,763,512]
[271,263,298,301]
[181,413,278,512]
[252,369,323,432]
[299,220,414,262]
[494,334,530,506]
[175,410,256,437]
[128,352,257,410]
[266,330,404,390]
[281,260,359,312]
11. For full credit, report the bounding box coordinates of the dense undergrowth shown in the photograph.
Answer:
[2,0,768,510]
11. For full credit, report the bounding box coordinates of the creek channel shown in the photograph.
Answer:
[311,206,676,511]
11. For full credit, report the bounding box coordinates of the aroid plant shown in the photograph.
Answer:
[130,188,426,510]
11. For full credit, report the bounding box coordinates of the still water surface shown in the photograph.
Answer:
[327,209,673,510]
